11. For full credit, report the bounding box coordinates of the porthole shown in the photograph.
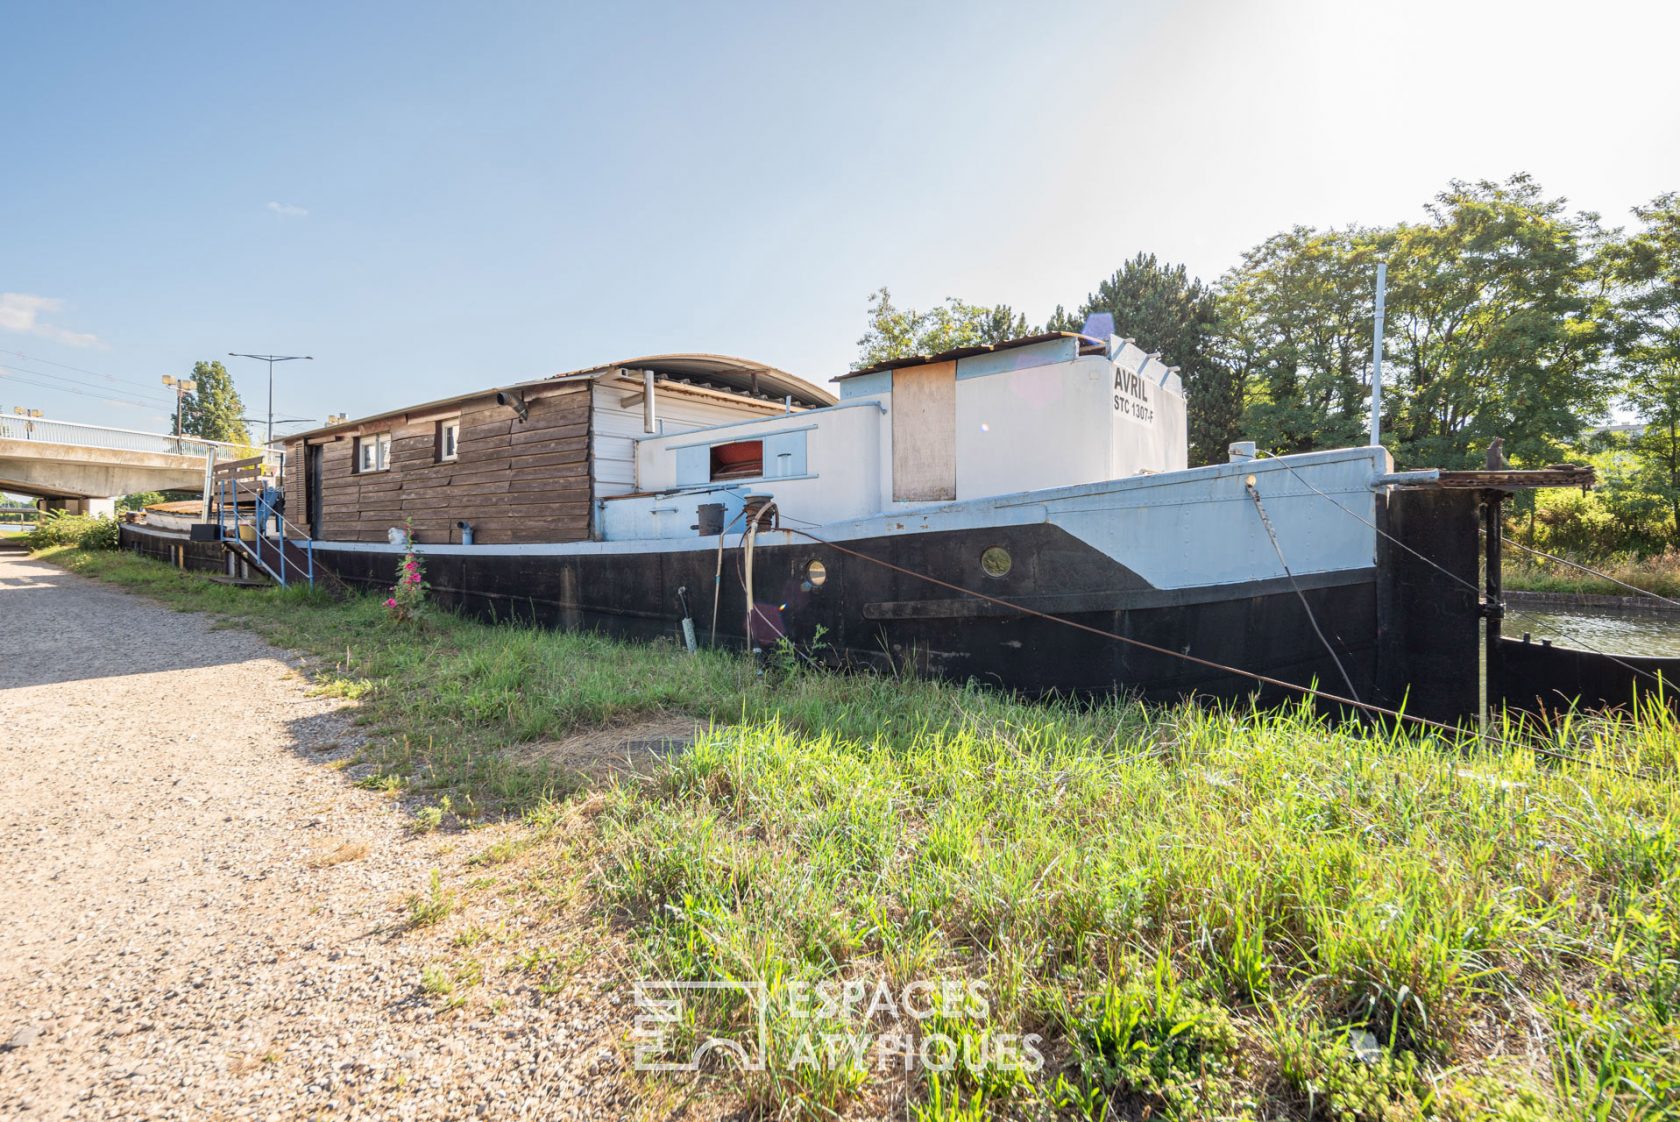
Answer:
[805,559,828,588]
[980,547,1012,578]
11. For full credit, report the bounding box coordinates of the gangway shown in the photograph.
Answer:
[210,454,320,590]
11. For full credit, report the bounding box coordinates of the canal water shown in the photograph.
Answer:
[1504,606,1680,657]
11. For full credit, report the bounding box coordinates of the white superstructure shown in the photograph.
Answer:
[601,333,1188,541]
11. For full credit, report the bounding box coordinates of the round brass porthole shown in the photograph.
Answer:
[980,547,1012,578]
[805,559,828,588]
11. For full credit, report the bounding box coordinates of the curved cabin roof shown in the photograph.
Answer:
[282,352,833,443]
[834,332,1107,381]
[583,354,835,408]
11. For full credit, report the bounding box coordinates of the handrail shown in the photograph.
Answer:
[0,414,269,459]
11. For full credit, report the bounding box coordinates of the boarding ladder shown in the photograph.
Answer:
[211,454,316,590]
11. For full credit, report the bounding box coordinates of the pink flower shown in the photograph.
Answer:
[385,598,397,608]
[407,573,420,584]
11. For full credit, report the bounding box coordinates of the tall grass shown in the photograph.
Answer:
[43,546,1680,1119]
[1505,550,1680,599]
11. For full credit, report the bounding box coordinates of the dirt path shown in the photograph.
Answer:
[0,553,631,1120]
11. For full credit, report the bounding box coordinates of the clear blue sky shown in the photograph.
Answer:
[4,0,1678,435]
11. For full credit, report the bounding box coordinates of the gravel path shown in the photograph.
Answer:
[0,552,633,1120]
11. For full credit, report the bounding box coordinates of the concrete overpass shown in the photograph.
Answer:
[0,415,253,516]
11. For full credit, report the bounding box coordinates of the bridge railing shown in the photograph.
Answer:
[0,415,260,459]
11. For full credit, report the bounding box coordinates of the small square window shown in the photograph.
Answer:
[438,420,460,462]
[357,432,391,472]
[709,440,763,481]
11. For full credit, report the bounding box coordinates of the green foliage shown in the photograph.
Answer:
[1050,252,1238,466]
[1063,961,1242,1116]
[853,287,1030,369]
[386,519,428,622]
[1608,193,1680,547]
[1219,175,1612,470]
[1381,175,1611,468]
[22,511,118,550]
[1220,226,1380,455]
[116,491,166,512]
[42,547,1680,1118]
[177,360,251,444]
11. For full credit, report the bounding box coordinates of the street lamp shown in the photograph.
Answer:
[161,374,197,440]
[227,353,313,446]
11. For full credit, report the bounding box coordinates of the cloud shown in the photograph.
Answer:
[266,201,309,218]
[0,293,102,348]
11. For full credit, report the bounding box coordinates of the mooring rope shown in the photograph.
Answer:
[1255,451,1672,689]
[1245,479,1363,703]
[1500,536,1680,611]
[766,523,1652,778]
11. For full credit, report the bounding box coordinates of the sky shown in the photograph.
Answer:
[3,0,1679,437]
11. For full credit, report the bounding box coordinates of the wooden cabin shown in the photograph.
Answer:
[278,355,835,545]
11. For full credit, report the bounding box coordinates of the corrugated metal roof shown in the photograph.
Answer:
[282,353,833,443]
[833,332,1107,381]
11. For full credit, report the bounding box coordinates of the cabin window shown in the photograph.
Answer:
[709,440,764,481]
[438,419,460,462]
[357,432,391,473]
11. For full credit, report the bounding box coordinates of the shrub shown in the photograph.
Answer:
[76,516,120,550]
[22,511,118,551]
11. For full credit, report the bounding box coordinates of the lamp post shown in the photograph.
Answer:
[227,353,313,447]
[161,374,197,446]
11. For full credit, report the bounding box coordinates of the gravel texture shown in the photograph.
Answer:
[0,553,635,1120]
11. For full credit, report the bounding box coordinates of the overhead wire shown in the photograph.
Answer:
[0,365,164,413]
[0,348,171,395]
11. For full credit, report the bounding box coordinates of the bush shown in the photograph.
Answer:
[23,511,120,551]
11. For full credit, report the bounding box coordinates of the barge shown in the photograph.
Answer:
[119,333,1659,724]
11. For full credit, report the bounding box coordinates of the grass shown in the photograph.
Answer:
[39,545,1680,1120]
[1505,550,1680,600]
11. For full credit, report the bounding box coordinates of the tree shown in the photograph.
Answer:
[1214,175,1614,469]
[176,360,251,444]
[853,288,1030,368]
[1609,192,1680,545]
[1048,253,1238,466]
[1380,175,1612,468]
[1215,230,1377,456]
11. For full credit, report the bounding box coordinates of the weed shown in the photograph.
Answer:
[407,869,455,929]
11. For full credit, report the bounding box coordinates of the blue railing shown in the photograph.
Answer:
[214,458,312,589]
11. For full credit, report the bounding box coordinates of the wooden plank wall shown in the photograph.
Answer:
[891,361,957,501]
[294,385,592,545]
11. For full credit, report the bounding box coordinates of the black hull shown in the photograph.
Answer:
[312,523,1379,707]
[120,489,1489,721]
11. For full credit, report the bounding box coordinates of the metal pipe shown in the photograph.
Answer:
[1370,262,1387,447]
[1483,494,1504,726]
[643,369,657,433]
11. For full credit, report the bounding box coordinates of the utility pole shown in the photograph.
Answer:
[1370,262,1387,448]
[161,373,197,447]
[227,353,313,447]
